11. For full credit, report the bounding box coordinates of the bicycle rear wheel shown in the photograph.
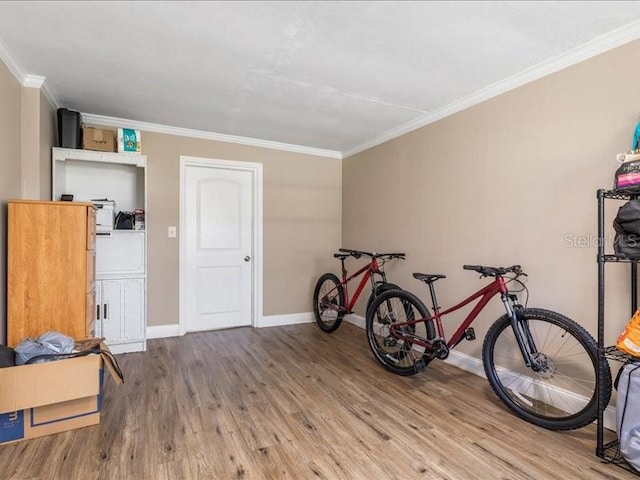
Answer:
[313,273,345,332]
[482,308,611,431]
[366,289,435,376]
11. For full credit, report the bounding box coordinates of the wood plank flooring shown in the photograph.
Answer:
[0,322,634,480]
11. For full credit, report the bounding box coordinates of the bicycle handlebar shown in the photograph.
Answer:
[463,264,522,276]
[338,248,405,260]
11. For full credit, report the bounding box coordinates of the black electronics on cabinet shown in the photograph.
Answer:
[57,108,82,149]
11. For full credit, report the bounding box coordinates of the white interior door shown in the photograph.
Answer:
[184,163,254,332]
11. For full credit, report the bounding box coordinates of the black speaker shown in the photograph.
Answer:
[57,108,82,149]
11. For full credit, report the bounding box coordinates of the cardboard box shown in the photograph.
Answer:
[0,344,121,445]
[83,127,116,152]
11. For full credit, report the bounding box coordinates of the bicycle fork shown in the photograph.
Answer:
[501,292,537,369]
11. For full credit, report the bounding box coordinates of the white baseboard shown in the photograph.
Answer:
[444,349,486,378]
[345,313,365,329]
[146,313,315,335]
[259,312,314,328]
[346,315,617,431]
[147,324,180,339]
[444,350,617,430]
[603,404,617,432]
[107,341,147,354]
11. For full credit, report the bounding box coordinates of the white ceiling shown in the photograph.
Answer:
[1,1,640,157]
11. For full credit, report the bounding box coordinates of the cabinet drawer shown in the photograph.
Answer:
[96,232,145,275]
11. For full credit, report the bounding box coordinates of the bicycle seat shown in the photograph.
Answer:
[333,253,350,260]
[413,273,446,284]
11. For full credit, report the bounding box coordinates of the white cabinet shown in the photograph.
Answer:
[96,232,145,276]
[52,147,147,353]
[95,278,146,354]
[95,231,146,352]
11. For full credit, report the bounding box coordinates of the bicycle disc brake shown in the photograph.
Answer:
[531,352,555,378]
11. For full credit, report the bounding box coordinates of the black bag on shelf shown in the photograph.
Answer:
[614,200,640,235]
[614,200,640,258]
[614,234,640,259]
[115,211,135,230]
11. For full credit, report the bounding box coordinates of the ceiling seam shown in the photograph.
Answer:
[343,18,640,158]
[268,74,428,114]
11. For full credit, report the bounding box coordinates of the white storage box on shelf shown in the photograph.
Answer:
[93,200,115,233]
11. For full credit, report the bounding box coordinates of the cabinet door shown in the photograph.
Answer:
[95,282,103,338]
[123,278,145,341]
[100,278,145,345]
[7,202,91,346]
[101,279,124,343]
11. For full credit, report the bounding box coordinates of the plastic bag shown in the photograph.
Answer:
[618,310,640,357]
[616,363,640,471]
[15,331,74,365]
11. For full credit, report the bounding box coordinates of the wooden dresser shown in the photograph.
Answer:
[7,200,96,347]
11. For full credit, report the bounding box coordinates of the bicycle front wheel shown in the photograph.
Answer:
[365,282,401,315]
[313,273,345,333]
[482,308,611,431]
[366,289,435,376]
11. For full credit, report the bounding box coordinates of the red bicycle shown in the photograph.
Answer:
[365,264,612,431]
[313,248,405,333]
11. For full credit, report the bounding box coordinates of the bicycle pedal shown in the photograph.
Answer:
[464,328,476,341]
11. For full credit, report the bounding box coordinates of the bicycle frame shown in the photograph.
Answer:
[338,257,384,313]
[390,275,518,351]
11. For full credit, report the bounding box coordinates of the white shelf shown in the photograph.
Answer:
[52,148,145,212]
[52,147,148,354]
[52,147,146,167]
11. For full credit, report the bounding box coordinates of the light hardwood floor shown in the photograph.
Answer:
[0,322,634,480]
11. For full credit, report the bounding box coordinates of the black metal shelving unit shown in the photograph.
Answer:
[596,188,640,475]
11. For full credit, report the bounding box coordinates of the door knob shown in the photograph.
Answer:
[244,256,251,262]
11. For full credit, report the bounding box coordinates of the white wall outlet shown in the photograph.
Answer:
[168,226,177,238]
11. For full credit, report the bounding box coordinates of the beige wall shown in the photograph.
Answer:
[20,87,53,200]
[20,87,40,199]
[140,132,342,326]
[344,39,640,359]
[39,92,54,200]
[0,61,23,345]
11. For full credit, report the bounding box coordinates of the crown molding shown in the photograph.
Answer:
[81,113,343,159]
[40,80,61,109]
[0,35,60,110]
[343,19,640,158]
[22,74,45,88]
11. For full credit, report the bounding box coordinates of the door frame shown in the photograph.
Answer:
[178,156,263,335]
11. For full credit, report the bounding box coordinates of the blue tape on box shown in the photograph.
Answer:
[0,410,24,443]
